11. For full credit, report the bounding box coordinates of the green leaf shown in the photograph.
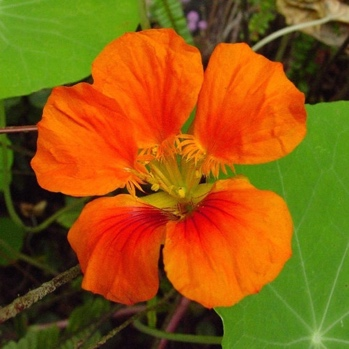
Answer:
[58,297,110,349]
[216,101,349,348]
[0,0,140,99]
[0,217,25,265]
[0,134,13,191]
[2,326,59,349]
[56,196,85,229]
[59,329,101,349]
[248,0,276,42]
[66,297,110,333]
[151,0,194,44]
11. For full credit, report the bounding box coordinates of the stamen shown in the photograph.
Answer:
[177,134,206,165]
[148,161,178,193]
[151,145,159,156]
[178,134,236,178]
[137,147,156,163]
[137,136,178,164]
[126,176,145,197]
[201,156,235,178]
[130,135,213,203]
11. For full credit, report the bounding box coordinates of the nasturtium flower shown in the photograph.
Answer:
[31,29,306,308]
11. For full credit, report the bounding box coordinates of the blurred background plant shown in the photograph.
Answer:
[1,0,349,348]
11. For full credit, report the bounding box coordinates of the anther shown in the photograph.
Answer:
[151,183,160,192]
[151,145,159,156]
[177,187,186,199]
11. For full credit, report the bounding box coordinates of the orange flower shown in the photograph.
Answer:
[31,29,306,308]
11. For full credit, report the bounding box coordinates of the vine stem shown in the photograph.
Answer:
[0,104,88,233]
[87,289,178,349]
[33,305,147,330]
[133,318,222,345]
[252,15,340,52]
[157,296,191,349]
[0,100,26,228]
[0,265,81,324]
[26,196,90,234]
[0,125,38,134]
[0,239,57,275]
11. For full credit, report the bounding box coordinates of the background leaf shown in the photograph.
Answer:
[0,135,13,191]
[66,297,110,334]
[0,0,140,98]
[216,101,349,348]
[56,196,85,229]
[0,217,25,265]
[2,326,59,349]
[150,0,194,44]
[58,297,110,349]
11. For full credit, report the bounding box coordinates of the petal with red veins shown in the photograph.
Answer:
[192,43,306,170]
[163,177,293,308]
[68,195,168,305]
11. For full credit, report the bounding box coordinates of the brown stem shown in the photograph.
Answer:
[0,265,81,324]
[0,125,38,134]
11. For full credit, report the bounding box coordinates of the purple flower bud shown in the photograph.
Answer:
[187,10,199,23]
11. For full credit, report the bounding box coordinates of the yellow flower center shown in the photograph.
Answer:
[146,155,201,200]
[131,136,213,219]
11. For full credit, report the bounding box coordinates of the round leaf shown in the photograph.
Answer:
[0,0,140,98]
[217,101,349,348]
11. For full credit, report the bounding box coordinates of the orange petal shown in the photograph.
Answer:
[92,28,203,149]
[163,177,292,308]
[31,83,140,196]
[192,43,306,169]
[68,195,167,305]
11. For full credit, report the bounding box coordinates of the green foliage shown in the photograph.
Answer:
[248,0,276,41]
[217,101,349,348]
[1,1,349,347]
[59,329,102,349]
[3,326,59,349]
[66,297,110,333]
[0,217,25,265]
[56,197,86,229]
[0,134,13,191]
[2,297,111,349]
[150,0,194,44]
[0,0,140,99]
[287,33,322,95]
[59,297,111,349]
